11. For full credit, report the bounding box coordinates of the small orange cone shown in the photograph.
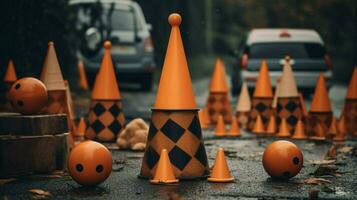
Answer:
[311,123,325,140]
[215,115,226,137]
[198,109,208,129]
[3,59,17,83]
[75,117,86,138]
[310,74,332,112]
[334,116,346,141]
[346,67,357,100]
[228,116,241,137]
[208,148,234,183]
[253,60,273,98]
[343,67,357,134]
[77,59,89,90]
[276,118,290,137]
[252,115,265,134]
[203,107,211,126]
[266,115,276,135]
[150,149,179,184]
[326,116,338,139]
[291,120,307,139]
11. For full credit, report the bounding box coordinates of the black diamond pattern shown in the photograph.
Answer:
[285,101,298,112]
[287,115,298,126]
[93,103,106,116]
[194,143,208,166]
[160,119,185,142]
[256,102,267,112]
[109,104,121,116]
[147,123,158,141]
[188,116,201,139]
[91,119,105,133]
[145,146,160,169]
[277,103,283,113]
[169,146,192,170]
[108,120,121,134]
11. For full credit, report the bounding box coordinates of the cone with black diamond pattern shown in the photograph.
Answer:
[206,59,232,124]
[342,67,357,134]
[248,60,273,130]
[276,60,303,133]
[86,41,125,142]
[140,13,209,179]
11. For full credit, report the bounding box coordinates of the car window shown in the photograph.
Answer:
[247,43,326,59]
[102,9,141,31]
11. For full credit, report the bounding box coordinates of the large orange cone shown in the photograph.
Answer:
[236,83,251,128]
[86,41,125,142]
[154,14,196,110]
[150,149,179,184]
[253,60,273,98]
[75,117,86,138]
[77,59,89,90]
[252,115,265,134]
[343,67,357,134]
[140,14,209,180]
[346,67,357,100]
[208,148,234,183]
[3,59,17,83]
[266,115,276,135]
[228,116,241,137]
[209,58,229,93]
[215,115,226,137]
[291,120,307,139]
[334,116,346,141]
[276,118,290,137]
[310,74,332,112]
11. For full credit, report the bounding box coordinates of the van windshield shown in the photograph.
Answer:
[247,43,326,59]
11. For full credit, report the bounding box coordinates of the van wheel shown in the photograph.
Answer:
[141,73,153,91]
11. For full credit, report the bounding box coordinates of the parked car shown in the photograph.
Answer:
[231,28,333,96]
[70,0,155,91]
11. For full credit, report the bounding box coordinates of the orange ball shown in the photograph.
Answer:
[68,141,112,186]
[262,140,303,179]
[8,77,48,114]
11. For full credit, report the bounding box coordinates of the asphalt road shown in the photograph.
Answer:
[1,78,356,200]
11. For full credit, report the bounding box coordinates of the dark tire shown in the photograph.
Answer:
[140,73,153,91]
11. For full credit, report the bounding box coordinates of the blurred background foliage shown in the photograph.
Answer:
[0,0,355,91]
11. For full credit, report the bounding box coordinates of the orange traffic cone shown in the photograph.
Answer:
[140,14,209,180]
[75,117,86,138]
[150,149,179,184]
[342,67,357,134]
[206,58,232,124]
[291,120,307,139]
[252,115,265,134]
[64,80,76,142]
[236,83,251,129]
[203,106,211,126]
[3,59,17,111]
[215,115,226,137]
[326,116,337,140]
[198,109,208,129]
[228,116,241,137]
[276,118,290,137]
[248,60,273,130]
[334,116,346,141]
[40,42,67,115]
[266,115,276,135]
[307,74,333,138]
[85,41,125,142]
[78,59,89,90]
[276,57,303,134]
[208,148,234,183]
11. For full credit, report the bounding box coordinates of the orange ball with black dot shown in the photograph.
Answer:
[262,140,303,179]
[68,141,112,186]
[8,77,48,115]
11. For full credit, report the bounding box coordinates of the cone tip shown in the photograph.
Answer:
[104,41,112,49]
[48,41,54,46]
[168,13,182,26]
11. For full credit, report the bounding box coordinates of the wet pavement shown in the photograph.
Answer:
[1,78,357,200]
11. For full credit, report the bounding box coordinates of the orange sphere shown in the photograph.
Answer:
[68,141,112,186]
[262,140,303,179]
[8,77,48,114]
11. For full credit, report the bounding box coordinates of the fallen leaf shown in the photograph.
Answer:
[28,189,52,198]
[305,178,332,185]
[339,146,354,154]
[325,145,337,159]
[0,178,16,185]
[114,159,127,164]
[308,160,336,165]
[313,164,340,177]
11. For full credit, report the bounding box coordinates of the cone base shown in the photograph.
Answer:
[150,179,179,184]
[276,133,290,138]
[333,136,346,142]
[291,135,308,140]
[310,136,326,141]
[207,176,234,183]
[227,132,241,137]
